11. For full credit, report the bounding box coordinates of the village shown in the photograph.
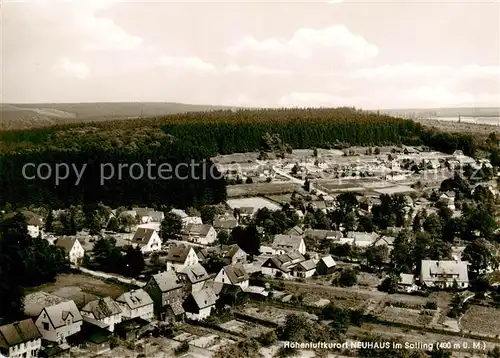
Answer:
[1,145,500,358]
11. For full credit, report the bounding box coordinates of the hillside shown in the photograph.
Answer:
[0,102,237,130]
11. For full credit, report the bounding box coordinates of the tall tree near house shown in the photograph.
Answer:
[119,213,137,233]
[200,205,224,224]
[217,230,230,246]
[89,214,102,235]
[364,244,389,271]
[123,246,145,277]
[462,238,498,273]
[231,224,260,255]
[159,212,183,242]
[107,216,119,232]
[45,209,54,232]
[391,230,415,274]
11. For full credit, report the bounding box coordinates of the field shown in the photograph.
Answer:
[417,118,500,137]
[226,196,282,211]
[243,305,318,326]
[226,182,303,197]
[25,273,129,308]
[218,319,273,337]
[376,306,434,327]
[460,305,500,337]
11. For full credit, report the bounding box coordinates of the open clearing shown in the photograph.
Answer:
[227,182,302,197]
[26,273,129,308]
[227,196,281,211]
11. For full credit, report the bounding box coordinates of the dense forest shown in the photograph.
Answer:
[0,107,477,208]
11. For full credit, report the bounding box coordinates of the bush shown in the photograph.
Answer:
[174,341,190,356]
[425,301,437,310]
[256,331,277,347]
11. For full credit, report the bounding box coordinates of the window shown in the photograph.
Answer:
[43,322,49,330]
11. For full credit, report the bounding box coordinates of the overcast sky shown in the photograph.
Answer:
[2,0,499,109]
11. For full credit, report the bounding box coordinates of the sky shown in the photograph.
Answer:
[1,0,500,109]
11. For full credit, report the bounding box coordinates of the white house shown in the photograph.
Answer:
[420,260,469,289]
[35,300,82,343]
[81,297,122,332]
[261,251,306,280]
[291,259,316,278]
[178,264,211,293]
[115,289,154,321]
[132,228,162,253]
[166,245,199,272]
[398,273,418,293]
[271,235,306,255]
[149,211,165,223]
[182,224,217,245]
[183,288,218,321]
[133,207,154,224]
[3,211,43,239]
[214,264,250,288]
[182,216,203,227]
[0,319,42,358]
[54,237,85,265]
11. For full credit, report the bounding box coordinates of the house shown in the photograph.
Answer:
[164,300,186,325]
[115,289,154,321]
[214,264,250,288]
[182,216,203,227]
[178,264,211,293]
[132,228,162,253]
[213,215,238,232]
[54,237,85,265]
[346,232,379,248]
[222,244,247,265]
[149,211,165,223]
[80,297,122,332]
[261,251,306,279]
[420,260,469,288]
[291,259,316,278]
[183,288,218,321]
[133,207,154,224]
[68,323,112,355]
[438,193,455,211]
[3,211,43,238]
[165,245,199,272]
[316,255,336,276]
[272,234,306,255]
[182,224,217,245]
[0,319,42,358]
[303,229,343,242]
[35,300,82,343]
[143,271,184,321]
[398,274,418,293]
[114,317,153,342]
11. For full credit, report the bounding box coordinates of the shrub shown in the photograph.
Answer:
[174,341,190,356]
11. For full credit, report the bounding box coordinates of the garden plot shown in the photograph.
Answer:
[189,334,235,351]
[461,305,500,338]
[243,306,318,326]
[377,306,434,327]
[218,319,272,337]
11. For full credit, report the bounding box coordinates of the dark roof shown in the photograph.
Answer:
[132,228,156,245]
[223,264,249,284]
[223,244,244,259]
[54,237,79,253]
[166,245,194,263]
[0,319,41,349]
[184,224,212,236]
[81,297,122,320]
[168,300,185,316]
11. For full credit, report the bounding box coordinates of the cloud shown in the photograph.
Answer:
[224,63,290,75]
[226,25,379,65]
[353,63,500,80]
[157,56,216,72]
[52,58,90,79]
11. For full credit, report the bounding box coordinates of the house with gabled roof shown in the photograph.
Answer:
[132,227,162,253]
[149,211,164,223]
[133,207,155,224]
[54,237,85,265]
[35,300,82,343]
[80,297,122,332]
[115,289,154,321]
[261,251,306,279]
[420,260,469,289]
[287,226,304,236]
[178,264,210,293]
[291,259,316,278]
[214,264,250,288]
[182,224,217,245]
[0,319,42,358]
[272,234,306,255]
[316,255,336,275]
[3,211,43,238]
[143,271,184,321]
[213,215,238,232]
[222,244,247,265]
[165,245,199,272]
[183,288,218,321]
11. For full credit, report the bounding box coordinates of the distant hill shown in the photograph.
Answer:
[0,102,238,130]
[376,107,500,118]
